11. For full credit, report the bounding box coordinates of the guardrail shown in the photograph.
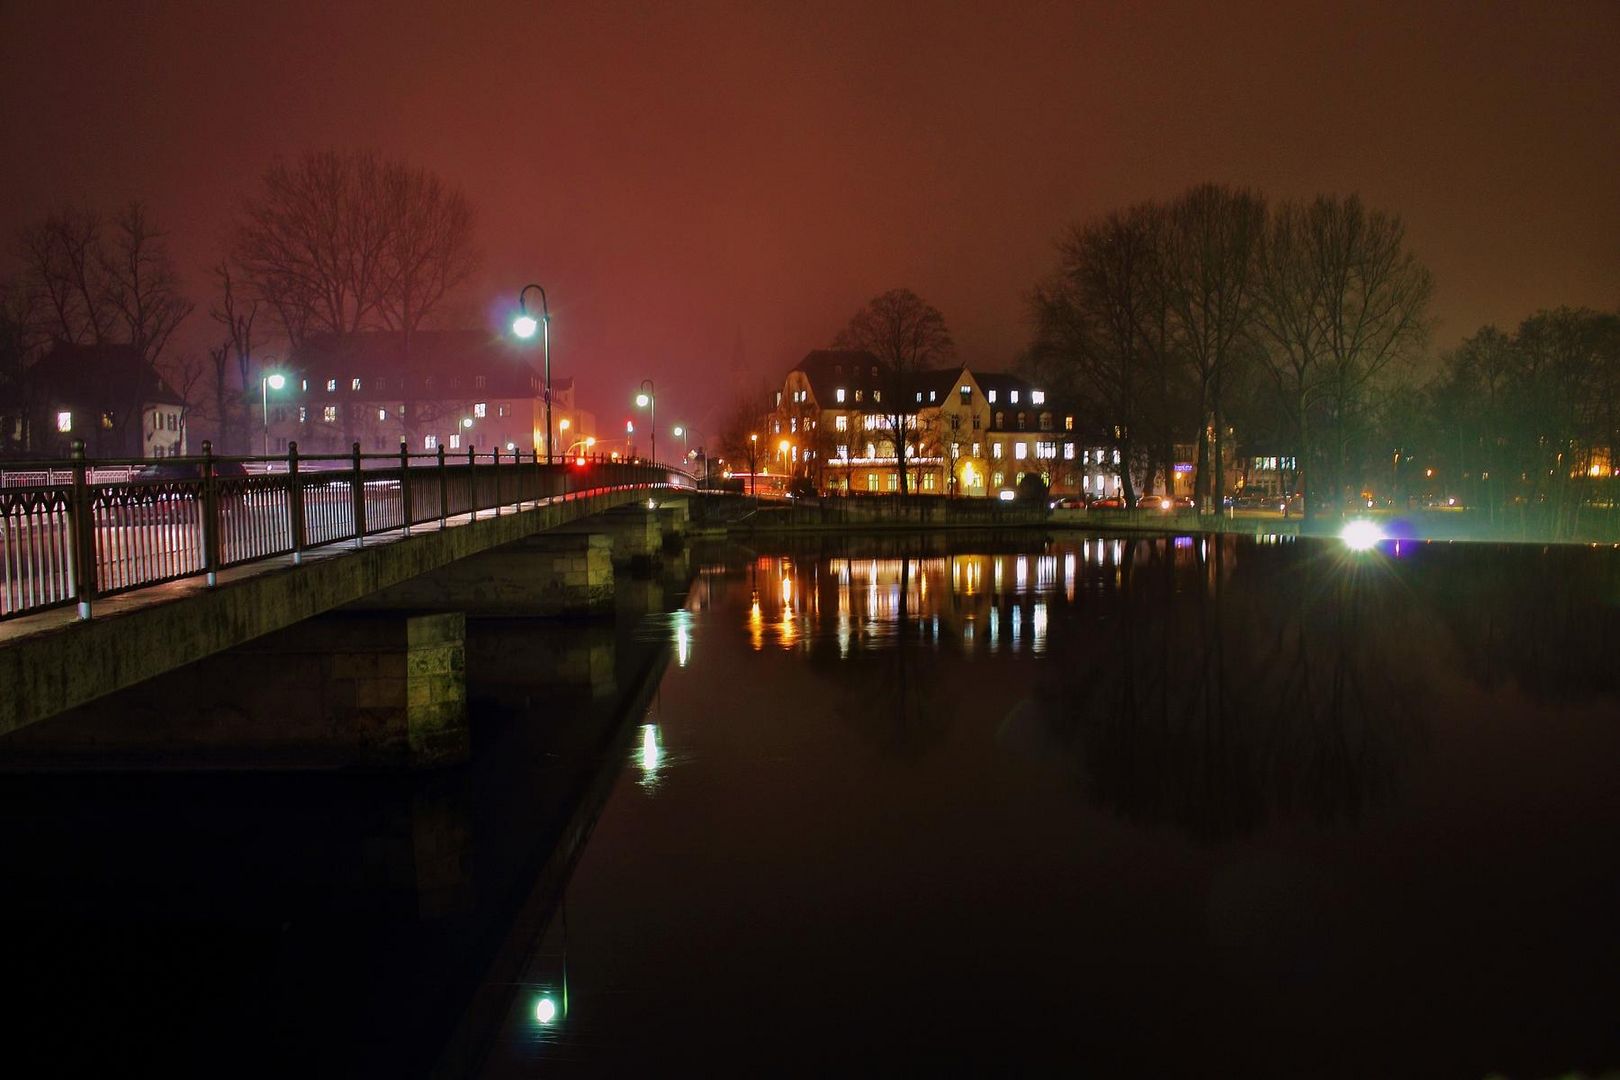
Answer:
[0,439,694,622]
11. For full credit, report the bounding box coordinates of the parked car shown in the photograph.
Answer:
[1091,495,1127,509]
[133,460,249,482]
[1051,496,1087,509]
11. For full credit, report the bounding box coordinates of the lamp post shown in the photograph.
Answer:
[260,372,286,456]
[673,424,690,465]
[748,432,758,497]
[634,380,655,463]
[512,284,552,462]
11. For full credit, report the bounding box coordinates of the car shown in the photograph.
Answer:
[1091,496,1127,509]
[1051,496,1087,509]
[133,460,249,482]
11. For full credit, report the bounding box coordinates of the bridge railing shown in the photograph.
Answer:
[0,440,694,622]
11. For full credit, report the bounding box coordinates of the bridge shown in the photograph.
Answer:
[0,441,700,760]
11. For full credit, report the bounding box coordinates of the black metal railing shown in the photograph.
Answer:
[0,440,694,621]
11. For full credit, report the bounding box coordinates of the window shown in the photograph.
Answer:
[1017,412,1027,430]
[154,446,164,458]
[301,379,308,391]
[951,442,961,458]
[351,378,362,390]
[773,420,780,434]
[866,442,876,458]
[1063,444,1076,460]
[377,409,387,421]
[100,412,115,430]
[1011,390,1020,404]
[836,388,846,403]
[168,413,178,431]
[993,472,1004,487]
[922,473,937,491]
[992,443,1003,460]
[498,404,509,417]
[929,390,937,402]
[1014,442,1028,460]
[887,473,898,491]
[960,385,971,399]
[327,379,337,392]
[873,390,881,403]
[972,443,981,457]
[864,415,878,430]
[867,473,878,491]
[988,390,997,403]
[1065,415,1074,431]
[915,392,922,403]
[474,376,486,390]
[323,406,337,422]
[1037,442,1057,459]
[837,444,849,459]
[56,411,72,433]
[973,415,981,430]
[995,411,1005,427]
[450,433,461,449]
[474,402,487,418]
[1031,390,1045,405]
[950,415,960,431]
[790,417,798,433]
[1040,413,1053,431]
[299,406,308,423]
[775,391,782,406]
[425,434,438,449]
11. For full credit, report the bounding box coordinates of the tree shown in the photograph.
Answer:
[1256,195,1433,519]
[833,288,954,495]
[1027,204,1166,507]
[1162,184,1265,508]
[207,262,259,452]
[230,149,479,349]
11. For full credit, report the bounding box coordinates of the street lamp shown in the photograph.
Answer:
[748,432,758,497]
[673,424,690,464]
[260,371,287,456]
[513,284,552,462]
[634,380,655,463]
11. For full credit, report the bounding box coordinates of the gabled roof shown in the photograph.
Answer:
[790,349,885,406]
[900,367,967,406]
[31,343,186,408]
[292,331,544,399]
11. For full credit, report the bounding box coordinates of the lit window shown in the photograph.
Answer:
[915,392,922,403]
[854,389,862,403]
[56,411,72,433]
[836,387,846,403]
[100,412,115,430]
[425,435,438,449]
[351,378,362,390]
[498,404,509,417]
[837,444,848,458]
[951,442,961,458]
[323,406,337,422]
[775,391,782,406]
[1065,415,1074,431]
[992,443,1003,460]
[299,406,307,423]
[449,433,461,449]
[327,379,337,392]
[873,390,880,403]
[1031,390,1045,405]
[1014,442,1028,460]
[1064,444,1076,460]
[866,443,876,458]
[988,390,997,403]
[929,390,937,402]
[474,402,487,418]
[960,385,971,398]
[1011,390,1020,404]
[377,409,387,421]
[887,473,898,491]
[301,379,308,391]
[790,417,798,433]
[993,472,1004,487]
[834,415,848,432]
[972,444,981,457]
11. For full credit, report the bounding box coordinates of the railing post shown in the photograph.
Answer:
[201,440,221,587]
[437,444,448,526]
[288,441,305,565]
[493,445,502,515]
[399,439,412,535]
[68,439,95,620]
[467,444,478,518]
[351,441,366,548]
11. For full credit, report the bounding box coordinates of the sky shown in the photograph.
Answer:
[2,0,1617,435]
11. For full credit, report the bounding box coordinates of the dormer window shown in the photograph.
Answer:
[987,390,997,403]
[960,385,971,399]
[1010,390,1020,404]
[1031,390,1045,405]
[836,388,846,403]
[928,390,937,402]
[915,391,922,403]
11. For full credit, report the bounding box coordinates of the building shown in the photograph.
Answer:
[20,343,188,459]
[261,331,594,459]
[768,352,1094,498]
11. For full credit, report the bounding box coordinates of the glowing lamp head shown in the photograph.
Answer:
[1340,519,1384,552]
[512,314,539,339]
[635,392,651,408]
[534,996,557,1025]
[265,373,286,391]
[673,425,684,437]
[584,436,595,447]
[461,417,473,429]
[559,418,571,431]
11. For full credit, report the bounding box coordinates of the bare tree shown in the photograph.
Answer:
[15,205,110,345]
[99,203,194,368]
[231,149,479,349]
[1162,184,1266,508]
[207,262,259,451]
[1027,205,1165,507]
[1256,195,1432,517]
[833,288,954,495]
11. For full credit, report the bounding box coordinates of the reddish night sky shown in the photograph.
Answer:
[3,1,1617,432]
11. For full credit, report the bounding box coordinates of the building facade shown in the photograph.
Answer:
[19,343,187,460]
[259,331,593,460]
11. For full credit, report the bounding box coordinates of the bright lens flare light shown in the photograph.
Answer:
[512,314,539,339]
[534,996,557,1025]
[1340,519,1385,552]
[265,373,286,390]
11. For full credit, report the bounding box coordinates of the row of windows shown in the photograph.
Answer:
[312,375,493,393]
[272,403,511,423]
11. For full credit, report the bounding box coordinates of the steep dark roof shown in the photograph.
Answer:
[900,367,966,406]
[30,343,185,408]
[291,331,544,399]
[791,349,885,405]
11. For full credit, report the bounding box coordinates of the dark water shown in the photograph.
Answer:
[479,534,1620,1077]
[5,533,1620,1077]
